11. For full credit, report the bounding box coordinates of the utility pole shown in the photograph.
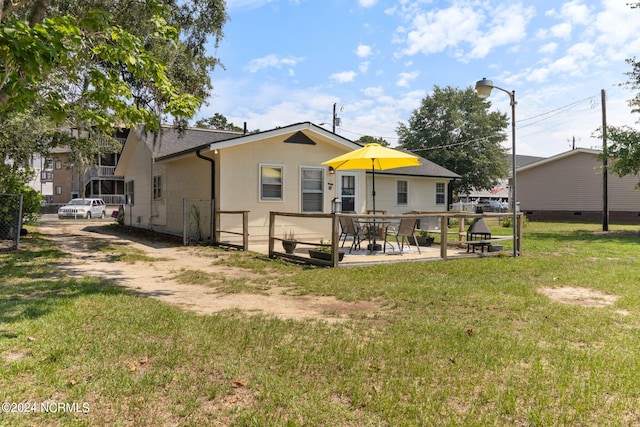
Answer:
[332,103,337,133]
[602,89,609,232]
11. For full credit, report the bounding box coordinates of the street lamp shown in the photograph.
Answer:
[475,78,518,257]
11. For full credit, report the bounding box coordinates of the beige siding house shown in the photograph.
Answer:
[517,148,640,222]
[114,122,460,243]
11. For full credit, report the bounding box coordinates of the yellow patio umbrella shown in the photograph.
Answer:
[322,143,421,215]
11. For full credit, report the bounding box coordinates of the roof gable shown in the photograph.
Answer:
[284,131,316,145]
[517,148,600,173]
[209,122,360,151]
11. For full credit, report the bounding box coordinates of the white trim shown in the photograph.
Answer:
[259,163,284,202]
[435,181,446,206]
[517,148,600,173]
[396,179,409,206]
[300,165,325,213]
[337,171,359,212]
[210,122,361,151]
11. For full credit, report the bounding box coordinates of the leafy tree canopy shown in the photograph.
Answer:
[0,0,227,133]
[355,135,390,147]
[397,85,509,195]
[0,164,43,223]
[0,0,227,202]
[194,113,243,132]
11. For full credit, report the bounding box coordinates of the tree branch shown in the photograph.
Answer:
[1,0,31,22]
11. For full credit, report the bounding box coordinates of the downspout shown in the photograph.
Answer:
[196,149,216,244]
[447,179,456,212]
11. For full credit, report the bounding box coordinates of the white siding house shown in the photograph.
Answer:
[114,122,460,243]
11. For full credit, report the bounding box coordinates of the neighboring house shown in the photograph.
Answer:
[114,122,460,243]
[517,148,640,222]
[24,153,54,203]
[26,130,129,212]
[458,154,545,208]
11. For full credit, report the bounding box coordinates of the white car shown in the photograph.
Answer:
[58,198,106,219]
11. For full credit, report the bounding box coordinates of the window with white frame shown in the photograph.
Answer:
[125,180,134,205]
[435,182,446,205]
[260,165,283,201]
[55,186,62,195]
[153,175,162,201]
[301,167,323,212]
[54,160,62,169]
[397,180,408,205]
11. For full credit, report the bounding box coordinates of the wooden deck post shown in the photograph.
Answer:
[440,216,448,259]
[331,214,340,267]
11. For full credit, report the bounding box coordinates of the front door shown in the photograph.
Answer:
[337,172,358,213]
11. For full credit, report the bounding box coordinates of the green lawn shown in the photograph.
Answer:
[1,221,640,425]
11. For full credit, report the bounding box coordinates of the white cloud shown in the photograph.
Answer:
[539,42,558,54]
[359,0,377,7]
[395,3,534,61]
[363,86,384,97]
[467,4,535,60]
[396,71,420,87]
[244,54,304,73]
[355,44,372,58]
[595,0,640,51]
[549,22,572,39]
[358,61,370,73]
[398,5,482,56]
[546,1,592,25]
[330,71,357,83]
[560,0,592,25]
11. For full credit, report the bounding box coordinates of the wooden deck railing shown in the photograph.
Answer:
[268,211,524,267]
[215,210,249,251]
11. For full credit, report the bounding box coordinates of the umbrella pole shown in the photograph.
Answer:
[369,161,382,251]
[371,161,376,215]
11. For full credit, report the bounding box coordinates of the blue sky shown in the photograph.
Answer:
[195,0,640,157]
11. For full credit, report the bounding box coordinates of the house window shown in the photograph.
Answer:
[55,186,62,195]
[44,158,53,170]
[397,180,408,205]
[340,174,356,212]
[435,182,446,205]
[40,171,53,182]
[125,180,134,205]
[54,160,62,169]
[260,165,283,201]
[301,167,323,212]
[153,175,162,201]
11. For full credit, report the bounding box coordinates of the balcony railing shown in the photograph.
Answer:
[88,166,117,177]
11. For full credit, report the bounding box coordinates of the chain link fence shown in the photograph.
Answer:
[183,199,214,246]
[0,193,24,252]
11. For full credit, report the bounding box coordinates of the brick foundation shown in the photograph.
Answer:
[523,210,640,224]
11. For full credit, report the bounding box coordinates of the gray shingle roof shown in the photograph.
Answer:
[375,150,461,179]
[149,127,243,160]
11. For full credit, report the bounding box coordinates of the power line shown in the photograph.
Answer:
[517,95,597,123]
[338,93,601,146]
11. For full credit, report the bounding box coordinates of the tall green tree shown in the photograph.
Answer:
[397,85,509,195]
[0,0,227,132]
[355,135,390,147]
[195,113,244,132]
[0,0,227,204]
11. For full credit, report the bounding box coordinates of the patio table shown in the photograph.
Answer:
[356,218,395,252]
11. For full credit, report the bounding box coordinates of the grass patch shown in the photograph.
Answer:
[93,242,165,263]
[2,222,640,425]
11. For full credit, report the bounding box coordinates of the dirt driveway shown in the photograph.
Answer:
[36,220,380,322]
